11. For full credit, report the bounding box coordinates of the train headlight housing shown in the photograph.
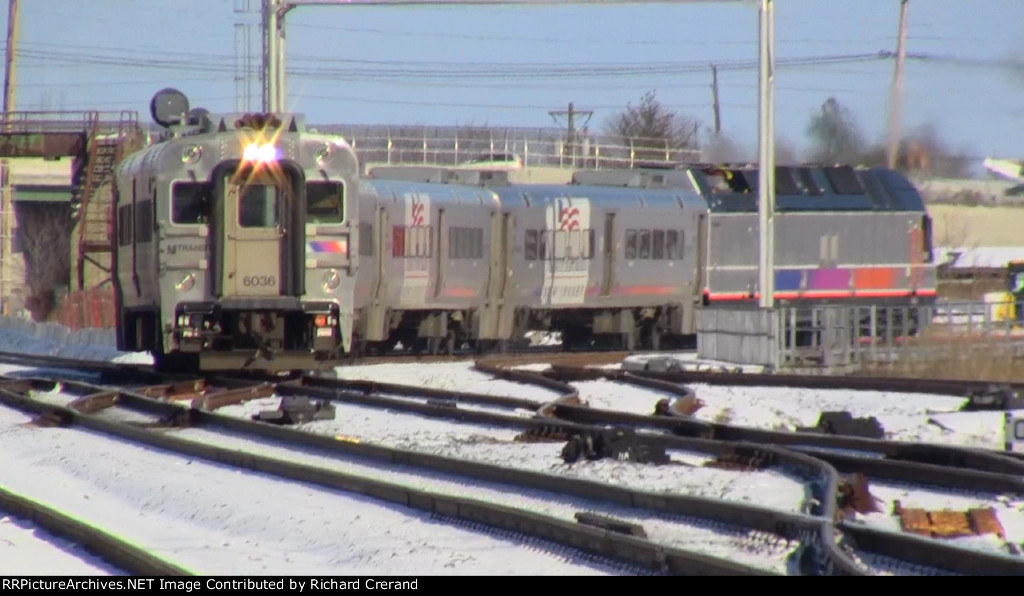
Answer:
[181,145,203,165]
[175,273,195,292]
[315,143,334,166]
[242,143,280,163]
[322,269,341,291]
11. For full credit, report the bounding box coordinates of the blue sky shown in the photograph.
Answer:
[6,0,1023,169]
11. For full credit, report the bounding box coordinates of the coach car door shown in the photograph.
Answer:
[221,172,285,297]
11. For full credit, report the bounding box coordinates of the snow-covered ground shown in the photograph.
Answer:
[0,401,641,576]
[3,321,1024,573]
[212,395,810,511]
[0,512,122,575]
[854,482,1024,554]
[334,361,562,401]
[337,359,1019,451]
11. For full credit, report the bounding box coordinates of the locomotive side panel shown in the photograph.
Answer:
[704,211,936,303]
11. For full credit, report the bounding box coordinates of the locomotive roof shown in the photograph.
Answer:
[687,165,927,213]
[488,183,707,210]
[361,178,501,207]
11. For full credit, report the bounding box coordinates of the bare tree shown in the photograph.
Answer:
[806,97,867,165]
[860,122,971,178]
[16,204,73,321]
[775,137,800,165]
[605,91,701,164]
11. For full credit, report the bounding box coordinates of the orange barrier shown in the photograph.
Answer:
[53,287,116,331]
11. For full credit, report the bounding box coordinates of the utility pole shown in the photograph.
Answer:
[1,0,19,316]
[235,0,257,112]
[710,65,721,135]
[262,0,294,113]
[549,101,593,167]
[757,0,775,309]
[886,0,909,169]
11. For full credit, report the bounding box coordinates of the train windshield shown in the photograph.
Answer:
[238,184,280,227]
[306,181,344,223]
[172,182,212,224]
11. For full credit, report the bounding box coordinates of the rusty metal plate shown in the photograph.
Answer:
[193,383,276,411]
[969,508,1006,539]
[138,379,208,401]
[894,500,1006,540]
[928,510,973,537]
[893,501,933,536]
[67,391,118,414]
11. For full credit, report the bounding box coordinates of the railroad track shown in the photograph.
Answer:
[3,349,1024,574]
[1,377,803,576]
[0,374,1013,575]
[0,485,189,575]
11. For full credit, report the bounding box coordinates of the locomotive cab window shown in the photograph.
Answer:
[306,181,344,223]
[238,184,280,228]
[795,168,825,196]
[172,182,212,224]
[774,168,801,196]
[824,166,866,195]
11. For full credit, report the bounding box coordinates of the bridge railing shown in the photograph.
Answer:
[1,110,140,135]
[313,125,703,170]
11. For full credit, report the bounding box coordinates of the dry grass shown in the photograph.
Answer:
[928,204,1024,247]
[862,325,1024,383]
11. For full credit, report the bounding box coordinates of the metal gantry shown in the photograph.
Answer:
[260,0,776,308]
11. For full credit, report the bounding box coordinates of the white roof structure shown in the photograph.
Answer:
[935,246,1024,270]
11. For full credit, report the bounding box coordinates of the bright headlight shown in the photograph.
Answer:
[242,143,280,163]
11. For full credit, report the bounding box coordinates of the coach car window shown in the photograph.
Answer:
[393,225,432,258]
[172,182,211,224]
[473,228,483,258]
[306,181,344,223]
[625,230,637,259]
[392,226,405,257]
[134,200,153,243]
[638,230,651,259]
[451,227,484,260]
[410,226,433,258]
[554,230,567,259]
[652,230,665,260]
[117,205,133,246]
[665,230,678,260]
[239,185,280,228]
